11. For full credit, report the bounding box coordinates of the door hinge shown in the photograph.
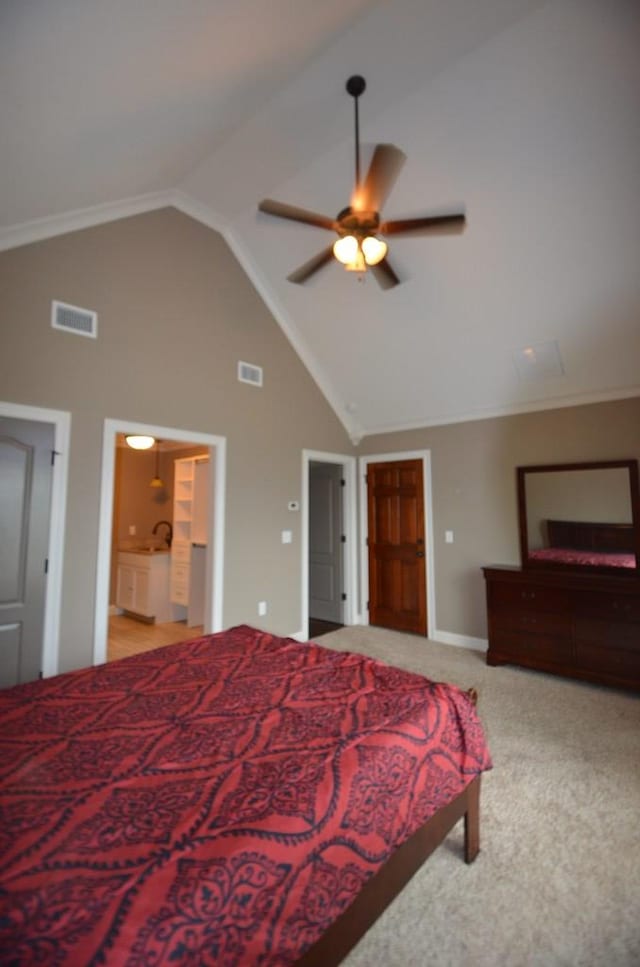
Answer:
[44,558,49,574]
[341,592,347,601]
[366,600,370,610]
[39,670,43,679]
[341,478,345,487]
[341,534,346,543]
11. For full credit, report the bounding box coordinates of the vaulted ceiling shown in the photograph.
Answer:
[2,0,639,442]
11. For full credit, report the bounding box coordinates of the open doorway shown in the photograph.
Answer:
[301,450,358,641]
[94,419,226,666]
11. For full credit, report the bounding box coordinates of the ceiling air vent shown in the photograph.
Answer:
[237,360,263,387]
[51,300,98,339]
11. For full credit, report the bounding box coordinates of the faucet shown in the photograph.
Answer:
[152,520,173,548]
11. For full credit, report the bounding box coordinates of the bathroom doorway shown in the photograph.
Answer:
[94,419,226,666]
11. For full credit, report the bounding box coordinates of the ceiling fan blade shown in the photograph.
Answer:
[258,199,336,232]
[380,213,466,236]
[370,257,400,290]
[287,245,335,285]
[355,144,406,212]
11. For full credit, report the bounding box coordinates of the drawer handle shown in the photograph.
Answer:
[520,591,536,600]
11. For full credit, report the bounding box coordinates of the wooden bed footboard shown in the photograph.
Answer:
[297,773,482,966]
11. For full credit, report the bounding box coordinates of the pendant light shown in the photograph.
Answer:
[150,440,164,488]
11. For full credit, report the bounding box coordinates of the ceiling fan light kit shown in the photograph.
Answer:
[258,75,466,289]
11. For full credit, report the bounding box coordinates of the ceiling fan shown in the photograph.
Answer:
[258,75,466,290]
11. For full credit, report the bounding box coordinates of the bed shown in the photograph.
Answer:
[528,519,637,569]
[0,625,491,965]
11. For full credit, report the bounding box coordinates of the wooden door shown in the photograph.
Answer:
[367,459,427,635]
[0,417,54,686]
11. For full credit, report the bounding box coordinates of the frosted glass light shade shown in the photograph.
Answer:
[333,235,359,264]
[125,434,155,450]
[362,235,387,265]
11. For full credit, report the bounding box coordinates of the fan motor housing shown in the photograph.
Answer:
[336,207,380,237]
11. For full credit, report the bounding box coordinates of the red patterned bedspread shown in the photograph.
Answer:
[0,625,491,966]
[529,547,635,568]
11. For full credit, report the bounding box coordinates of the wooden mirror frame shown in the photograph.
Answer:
[517,459,640,575]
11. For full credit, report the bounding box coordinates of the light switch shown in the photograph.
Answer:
[445,530,454,543]
[281,530,292,544]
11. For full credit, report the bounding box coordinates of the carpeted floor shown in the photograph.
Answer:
[315,625,640,967]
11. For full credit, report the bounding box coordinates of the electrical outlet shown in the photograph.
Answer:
[445,530,454,543]
[281,530,292,544]
[258,601,267,616]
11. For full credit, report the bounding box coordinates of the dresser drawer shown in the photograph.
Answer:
[490,630,573,667]
[575,641,640,679]
[574,617,640,651]
[491,609,572,637]
[573,591,640,623]
[488,582,570,614]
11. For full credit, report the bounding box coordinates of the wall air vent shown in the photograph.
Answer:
[237,360,263,387]
[51,300,98,339]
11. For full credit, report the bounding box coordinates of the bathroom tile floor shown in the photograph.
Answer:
[108,614,204,662]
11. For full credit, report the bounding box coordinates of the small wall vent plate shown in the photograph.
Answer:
[51,300,98,339]
[238,360,263,387]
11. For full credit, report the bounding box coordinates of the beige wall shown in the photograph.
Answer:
[358,397,640,639]
[0,208,354,672]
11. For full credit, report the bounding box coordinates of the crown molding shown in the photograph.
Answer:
[358,385,640,439]
[0,187,360,444]
[171,191,363,445]
[0,190,182,253]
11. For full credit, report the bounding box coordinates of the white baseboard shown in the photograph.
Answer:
[291,621,486,652]
[432,629,488,652]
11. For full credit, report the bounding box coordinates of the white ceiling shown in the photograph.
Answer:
[2,0,640,442]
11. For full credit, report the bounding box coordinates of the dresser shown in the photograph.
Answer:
[483,565,640,692]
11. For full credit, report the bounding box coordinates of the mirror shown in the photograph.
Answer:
[517,460,640,573]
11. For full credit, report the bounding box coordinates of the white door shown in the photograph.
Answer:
[0,418,54,686]
[308,462,344,623]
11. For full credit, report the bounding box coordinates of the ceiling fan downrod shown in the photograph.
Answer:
[346,75,366,195]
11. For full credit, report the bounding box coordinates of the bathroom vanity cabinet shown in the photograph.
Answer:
[116,551,172,622]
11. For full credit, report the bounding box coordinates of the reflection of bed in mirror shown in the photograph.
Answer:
[528,519,636,569]
[519,460,639,573]
[483,459,640,693]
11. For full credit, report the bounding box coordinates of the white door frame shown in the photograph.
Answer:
[94,419,226,665]
[301,450,358,640]
[359,450,435,638]
[0,400,71,678]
